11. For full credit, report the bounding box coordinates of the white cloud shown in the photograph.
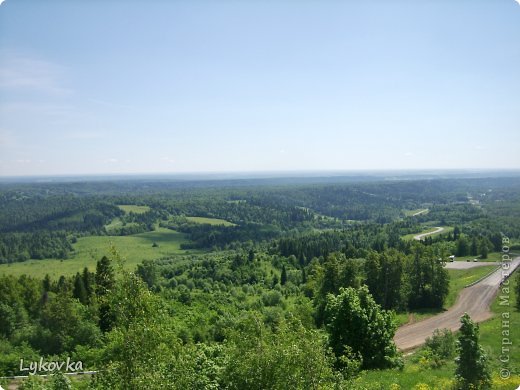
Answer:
[161,157,175,164]
[0,0,6,6]
[104,158,118,164]
[0,54,72,96]
[515,0,520,6]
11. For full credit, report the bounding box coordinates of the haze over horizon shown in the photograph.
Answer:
[1,0,519,176]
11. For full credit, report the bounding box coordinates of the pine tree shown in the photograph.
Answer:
[453,226,461,240]
[73,272,88,305]
[96,256,115,297]
[56,275,68,293]
[96,256,115,332]
[280,265,287,285]
[82,267,94,301]
[42,274,51,292]
[479,240,489,259]
[455,313,491,389]
[470,237,478,256]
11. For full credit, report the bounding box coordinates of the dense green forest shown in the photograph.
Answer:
[0,175,519,388]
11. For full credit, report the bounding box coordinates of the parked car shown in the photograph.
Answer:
[473,258,478,262]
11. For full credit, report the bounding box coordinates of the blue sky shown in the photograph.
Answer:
[0,0,519,176]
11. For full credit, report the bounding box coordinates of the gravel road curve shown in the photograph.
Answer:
[394,257,520,351]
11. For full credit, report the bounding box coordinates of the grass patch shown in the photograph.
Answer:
[104,218,140,233]
[395,308,444,327]
[186,216,236,226]
[0,227,190,279]
[117,204,150,214]
[445,265,498,307]
[404,208,429,217]
[480,269,520,378]
[455,251,502,263]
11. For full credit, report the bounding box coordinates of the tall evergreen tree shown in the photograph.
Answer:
[42,274,52,292]
[96,256,115,297]
[457,236,469,257]
[455,313,491,389]
[453,226,461,240]
[407,245,449,309]
[365,250,406,310]
[56,275,69,293]
[82,267,94,300]
[478,239,489,259]
[72,272,88,305]
[470,237,478,256]
[280,265,287,286]
[95,256,115,332]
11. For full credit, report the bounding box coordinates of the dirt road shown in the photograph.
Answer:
[394,257,520,351]
[414,227,444,240]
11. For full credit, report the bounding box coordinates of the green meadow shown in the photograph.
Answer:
[117,204,151,214]
[104,218,140,232]
[186,216,236,226]
[0,227,189,279]
[404,208,429,217]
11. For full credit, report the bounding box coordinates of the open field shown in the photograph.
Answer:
[104,218,140,233]
[404,208,429,217]
[117,204,150,214]
[186,216,236,226]
[0,227,189,279]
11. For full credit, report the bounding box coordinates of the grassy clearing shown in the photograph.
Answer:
[104,218,140,234]
[354,270,520,389]
[479,270,520,379]
[445,265,498,307]
[395,308,444,328]
[404,208,429,217]
[396,265,498,327]
[117,204,150,214]
[455,251,503,263]
[0,227,190,279]
[186,216,236,226]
